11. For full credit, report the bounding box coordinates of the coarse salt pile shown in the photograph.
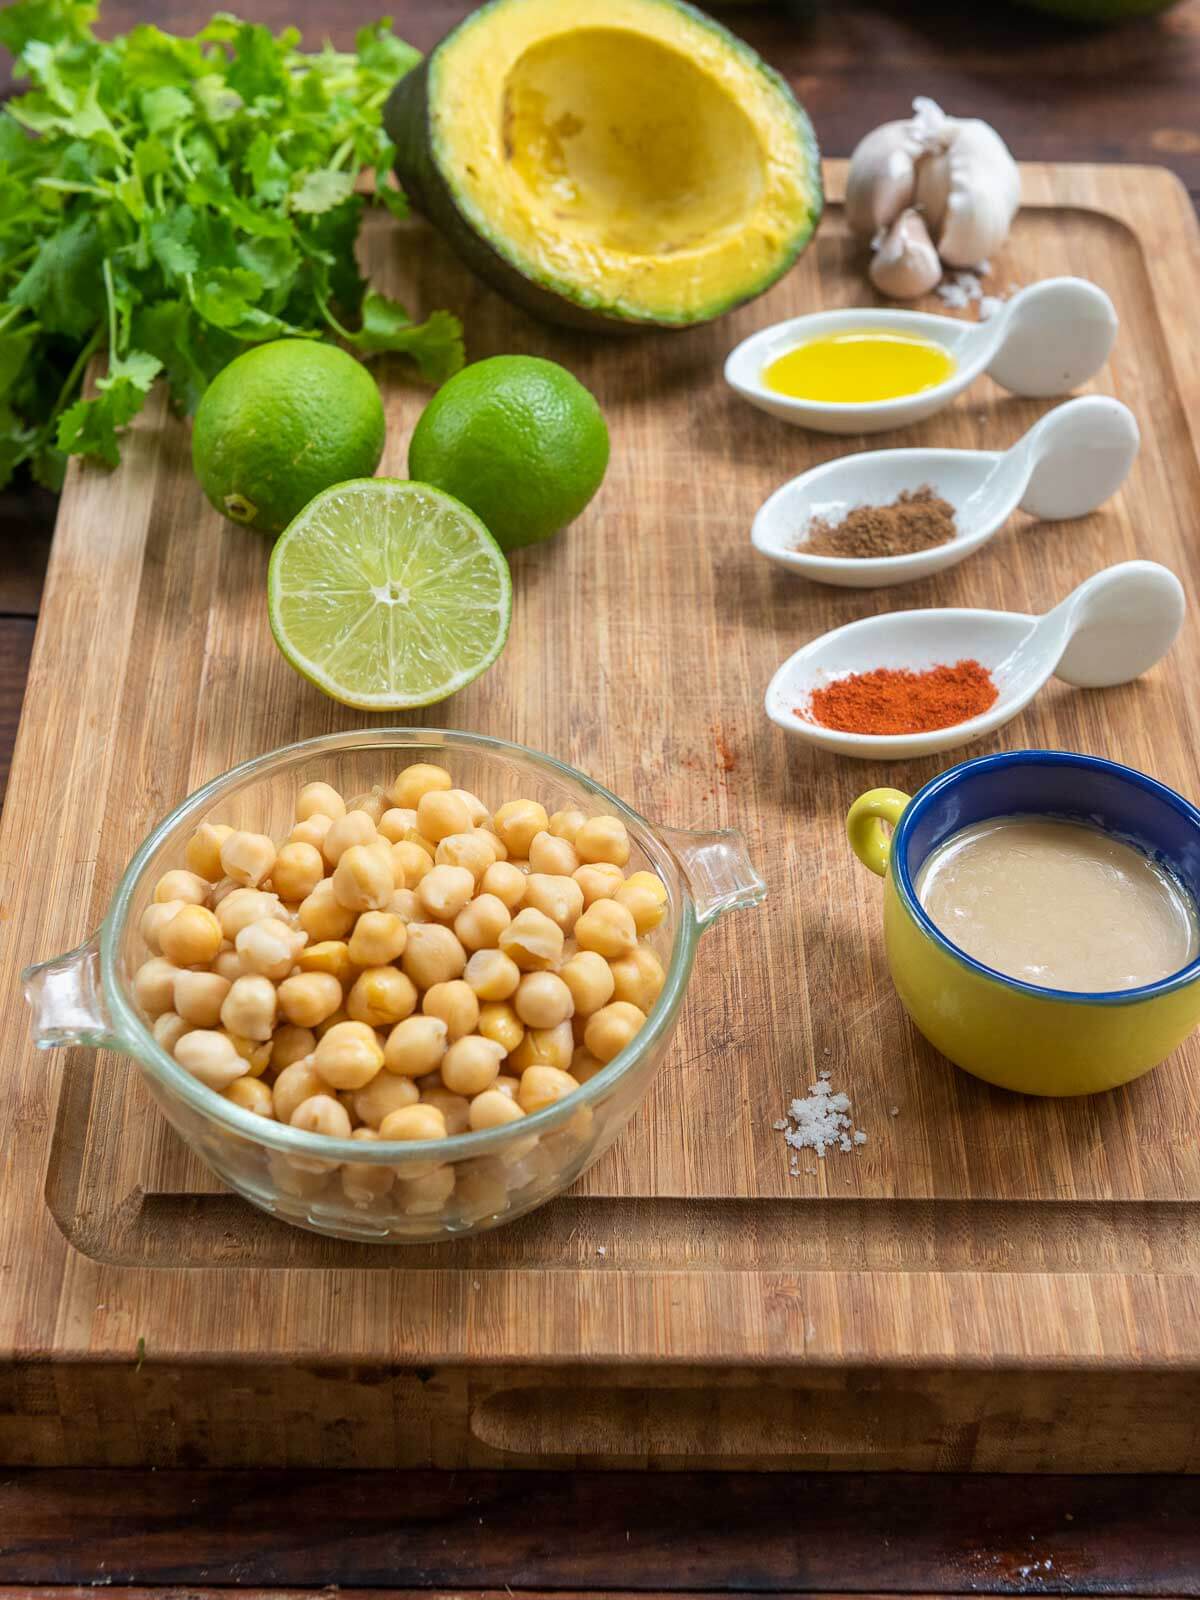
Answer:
[935,264,1013,321]
[779,1070,868,1173]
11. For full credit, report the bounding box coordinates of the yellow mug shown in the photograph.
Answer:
[847,750,1200,1096]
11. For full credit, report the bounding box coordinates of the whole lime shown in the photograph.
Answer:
[192,340,386,534]
[407,355,609,552]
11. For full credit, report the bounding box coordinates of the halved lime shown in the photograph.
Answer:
[267,479,512,710]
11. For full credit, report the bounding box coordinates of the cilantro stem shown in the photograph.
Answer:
[329,138,356,173]
[44,324,104,437]
[312,285,352,341]
[172,128,196,184]
[35,177,112,199]
[0,303,30,335]
[102,259,119,358]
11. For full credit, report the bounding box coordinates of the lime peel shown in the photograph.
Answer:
[268,479,512,711]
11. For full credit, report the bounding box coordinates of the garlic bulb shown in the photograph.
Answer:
[846,97,1020,295]
[869,209,942,300]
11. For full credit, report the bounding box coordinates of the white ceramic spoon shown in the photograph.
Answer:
[765,560,1184,760]
[725,277,1119,434]
[752,396,1140,589]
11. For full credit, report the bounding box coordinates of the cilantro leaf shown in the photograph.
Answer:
[55,347,162,466]
[10,213,104,338]
[344,293,464,384]
[289,169,356,215]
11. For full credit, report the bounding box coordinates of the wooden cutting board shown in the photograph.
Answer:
[3,163,1200,1471]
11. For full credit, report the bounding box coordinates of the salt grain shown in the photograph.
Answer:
[780,1069,868,1159]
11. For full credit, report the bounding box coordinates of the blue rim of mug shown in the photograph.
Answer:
[891,749,1200,1006]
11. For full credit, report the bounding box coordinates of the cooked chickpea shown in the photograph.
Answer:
[290,813,333,852]
[492,798,549,858]
[515,971,574,1029]
[152,1011,188,1054]
[397,1163,456,1213]
[341,1127,397,1203]
[224,1076,274,1117]
[383,1014,448,1078]
[417,978,477,1041]
[323,809,378,868]
[573,862,626,907]
[270,841,324,904]
[134,956,180,1018]
[346,967,418,1029]
[223,1030,272,1077]
[499,907,564,971]
[219,974,277,1042]
[401,922,467,988]
[154,869,210,906]
[570,1047,606,1084]
[417,863,476,922]
[272,1057,325,1122]
[477,1001,525,1055]
[391,840,434,889]
[615,871,668,933]
[418,1084,472,1134]
[493,1072,520,1100]
[575,898,637,959]
[277,971,343,1029]
[352,1070,419,1129]
[610,945,666,1012]
[295,939,357,987]
[464,948,521,1002]
[468,1088,527,1131]
[436,830,497,881]
[271,1023,317,1070]
[174,1029,248,1090]
[454,893,512,952]
[297,781,346,822]
[450,788,489,826]
[528,831,579,876]
[416,788,472,843]
[549,808,587,844]
[391,763,452,810]
[219,830,276,889]
[298,879,356,942]
[140,899,184,953]
[213,946,243,983]
[523,872,584,933]
[314,1020,385,1090]
[158,904,223,968]
[185,822,234,882]
[379,1102,447,1142]
[173,968,231,1028]
[347,911,406,967]
[584,1000,646,1063]
[518,1064,580,1114]
[559,950,615,1017]
[480,825,509,861]
[347,789,387,826]
[575,814,631,867]
[315,1005,350,1037]
[235,917,305,980]
[479,860,527,912]
[378,806,418,843]
[332,843,393,913]
[509,1019,575,1072]
[291,1092,353,1141]
[389,887,422,922]
[215,886,282,941]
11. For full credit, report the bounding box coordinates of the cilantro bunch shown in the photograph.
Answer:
[0,0,463,489]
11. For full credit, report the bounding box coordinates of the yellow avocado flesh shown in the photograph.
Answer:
[430,0,819,323]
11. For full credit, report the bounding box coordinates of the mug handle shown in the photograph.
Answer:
[846,788,911,878]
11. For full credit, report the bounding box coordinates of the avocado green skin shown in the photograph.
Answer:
[385,0,824,332]
[1013,0,1180,16]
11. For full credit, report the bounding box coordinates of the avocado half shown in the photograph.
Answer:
[385,0,823,331]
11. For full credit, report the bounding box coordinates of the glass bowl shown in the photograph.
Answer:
[23,729,765,1243]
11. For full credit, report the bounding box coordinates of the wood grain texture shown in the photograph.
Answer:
[2,164,1200,1468]
[4,1469,1200,1593]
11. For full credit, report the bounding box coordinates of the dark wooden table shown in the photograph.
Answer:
[4,0,1200,1589]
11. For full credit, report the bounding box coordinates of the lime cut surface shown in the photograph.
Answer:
[267,479,512,710]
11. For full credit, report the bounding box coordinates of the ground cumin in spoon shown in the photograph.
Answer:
[798,485,957,559]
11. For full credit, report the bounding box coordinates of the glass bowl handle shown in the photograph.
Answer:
[22,931,116,1050]
[658,826,767,929]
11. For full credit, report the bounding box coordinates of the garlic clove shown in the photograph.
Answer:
[869,208,943,300]
[845,97,954,240]
[933,119,1021,268]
